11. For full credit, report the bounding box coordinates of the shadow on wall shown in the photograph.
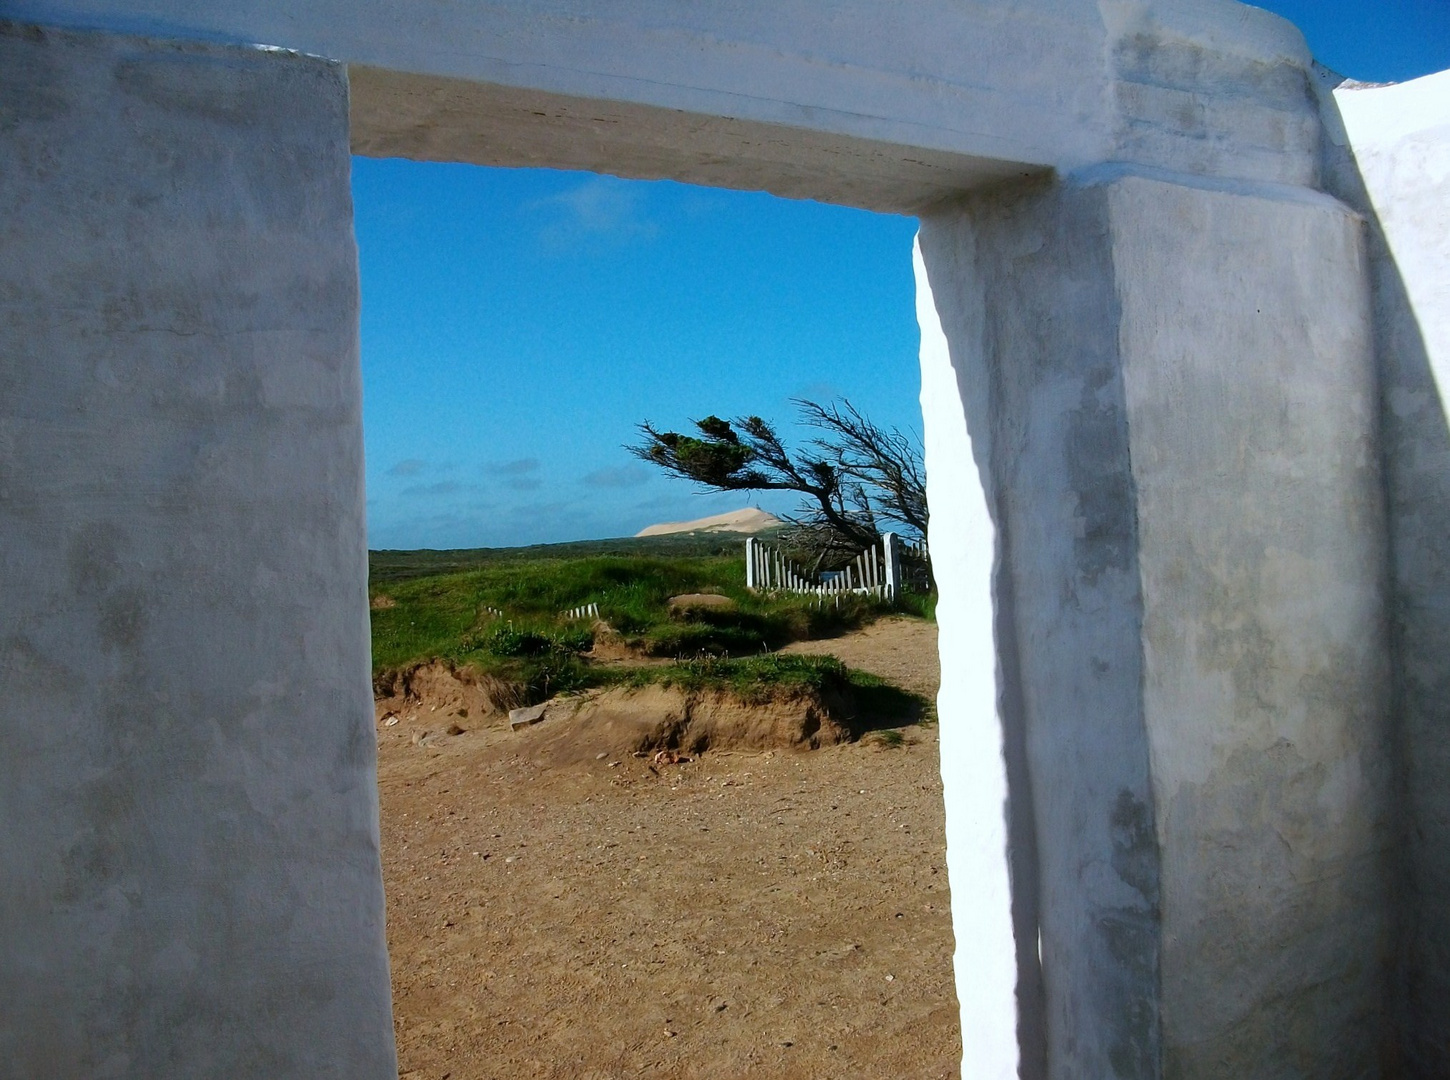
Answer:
[1318,69,1450,1076]
[919,173,1152,1080]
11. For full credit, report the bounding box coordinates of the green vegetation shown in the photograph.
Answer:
[369,544,935,709]
[866,729,907,749]
[372,552,899,666]
[617,653,853,702]
[629,400,928,563]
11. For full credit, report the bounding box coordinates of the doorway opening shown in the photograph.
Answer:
[355,159,961,1077]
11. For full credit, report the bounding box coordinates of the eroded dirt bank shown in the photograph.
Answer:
[379,618,959,1079]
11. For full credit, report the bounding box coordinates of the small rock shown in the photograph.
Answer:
[509,703,550,729]
[384,716,399,727]
[595,752,609,760]
[446,723,465,736]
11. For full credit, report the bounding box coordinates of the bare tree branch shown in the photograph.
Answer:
[795,398,928,538]
[627,401,925,563]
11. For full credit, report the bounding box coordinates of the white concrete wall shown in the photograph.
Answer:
[920,167,1391,1078]
[1,4,1435,1077]
[922,179,1164,1079]
[0,24,395,1077]
[1331,70,1450,1074]
[915,238,1018,1080]
[1113,174,1390,1078]
[0,0,1324,209]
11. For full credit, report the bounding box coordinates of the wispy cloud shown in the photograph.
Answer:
[534,177,659,251]
[582,465,650,489]
[388,458,428,477]
[507,477,543,492]
[493,457,540,477]
[401,480,476,498]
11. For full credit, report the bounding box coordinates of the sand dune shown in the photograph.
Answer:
[634,506,783,537]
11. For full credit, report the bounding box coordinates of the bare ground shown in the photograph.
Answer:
[378,617,959,1079]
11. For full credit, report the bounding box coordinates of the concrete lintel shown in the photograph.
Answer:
[2,0,1328,196]
[346,64,1048,215]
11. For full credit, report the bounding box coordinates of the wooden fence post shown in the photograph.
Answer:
[883,532,901,602]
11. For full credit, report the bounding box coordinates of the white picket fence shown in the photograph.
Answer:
[745,532,906,601]
[562,601,600,621]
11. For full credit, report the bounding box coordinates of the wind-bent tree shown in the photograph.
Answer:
[798,399,927,540]
[628,399,926,565]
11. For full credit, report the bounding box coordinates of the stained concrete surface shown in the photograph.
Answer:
[1114,175,1389,1078]
[920,168,1390,1078]
[921,180,1162,1079]
[0,24,395,1078]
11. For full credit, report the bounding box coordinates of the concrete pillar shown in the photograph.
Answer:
[920,169,1392,1078]
[0,23,396,1078]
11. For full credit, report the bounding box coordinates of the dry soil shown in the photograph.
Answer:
[378,617,959,1079]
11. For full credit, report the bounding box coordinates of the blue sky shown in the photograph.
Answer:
[357,1,1449,550]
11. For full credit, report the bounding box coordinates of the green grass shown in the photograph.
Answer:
[866,729,907,749]
[370,552,908,671]
[893,588,937,622]
[369,545,936,710]
[617,652,851,702]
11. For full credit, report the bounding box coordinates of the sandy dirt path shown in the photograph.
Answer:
[378,617,958,1079]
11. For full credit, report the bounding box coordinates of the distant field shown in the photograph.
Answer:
[368,529,785,586]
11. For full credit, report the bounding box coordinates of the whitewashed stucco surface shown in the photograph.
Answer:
[915,238,1018,1080]
[0,25,395,1077]
[1337,72,1450,404]
[1334,70,1450,1076]
[1,0,1324,208]
[4,4,1447,1078]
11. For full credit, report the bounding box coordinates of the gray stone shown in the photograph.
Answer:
[509,704,551,730]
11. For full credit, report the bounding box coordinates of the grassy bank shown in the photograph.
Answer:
[369,544,934,705]
[370,554,905,667]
